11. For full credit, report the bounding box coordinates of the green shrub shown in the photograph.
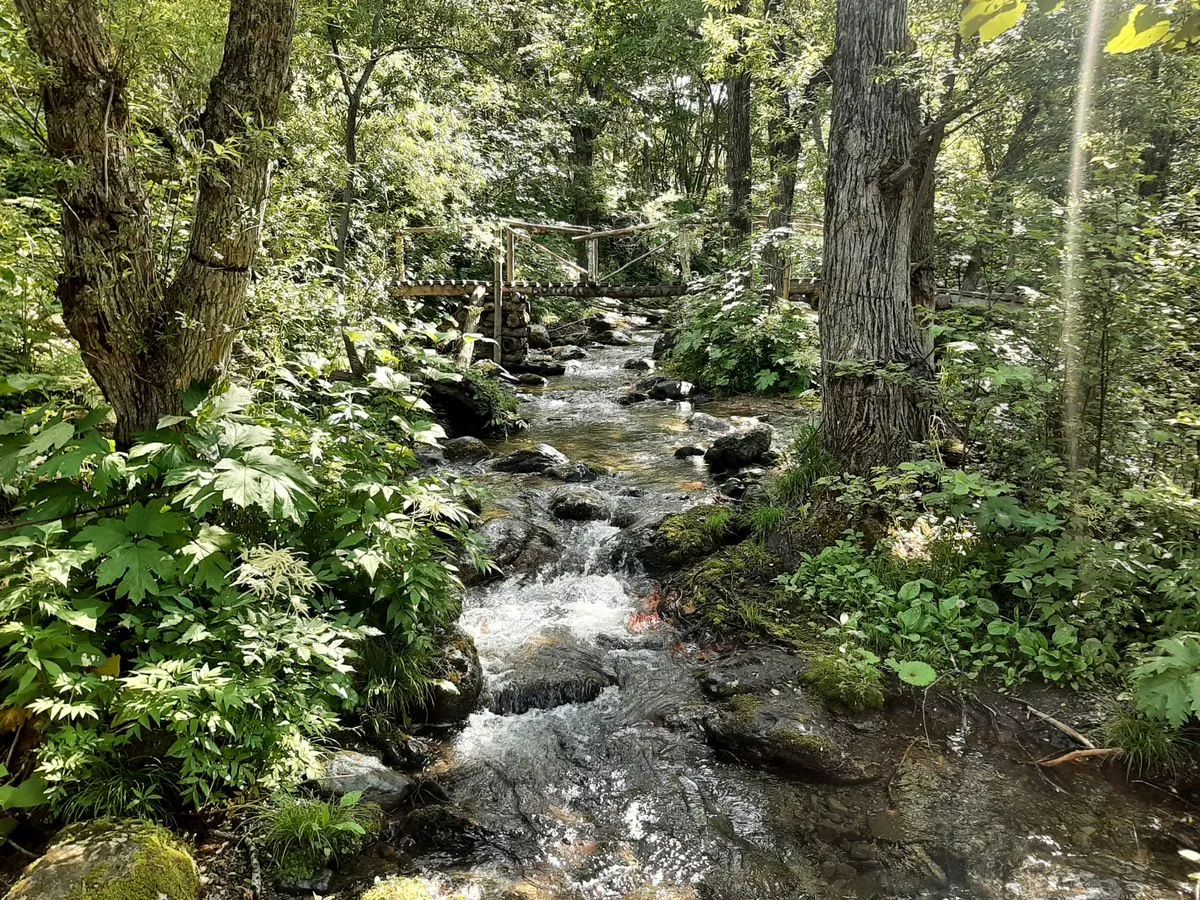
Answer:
[258,791,383,882]
[0,358,483,815]
[1102,710,1194,776]
[665,265,818,395]
[768,424,835,506]
[748,505,789,542]
[1130,634,1200,727]
[804,648,886,713]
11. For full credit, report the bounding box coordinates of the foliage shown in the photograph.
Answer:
[666,262,819,395]
[960,0,1200,53]
[803,647,886,712]
[257,791,383,882]
[1130,634,1200,727]
[1101,709,1195,776]
[0,357,482,815]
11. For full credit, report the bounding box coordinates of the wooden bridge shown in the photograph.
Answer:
[391,217,1018,366]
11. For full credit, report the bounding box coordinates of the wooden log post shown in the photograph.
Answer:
[492,252,504,364]
[587,238,600,283]
[504,226,516,286]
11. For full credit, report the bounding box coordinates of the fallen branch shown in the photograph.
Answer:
[1037,748,1123,767]
[1022,701,1096,749]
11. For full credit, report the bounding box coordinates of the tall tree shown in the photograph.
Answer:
[725,0,753,238]
[12,0,299,445]
[819,0,932,471]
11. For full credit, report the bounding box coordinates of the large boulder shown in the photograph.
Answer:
[687,412,733,434]
[4,820,199,900]
[471,516,560,579]
[493,444,569,474]
[624,358,654,373]
[444,436,492,462]
[316,751,417,811]
[528,323,552,350]
[596,329,633,346]
[587,311,628,334]
[550,486,613,521]
[704,424,773,471]
[550,345,589,361]
[422,627,484,724]
[652,331,677,360]
[424,374,519,438]
[544,462,602,483]
[513,354,567,377]
[635,376,693,402]
[488,634,616,714]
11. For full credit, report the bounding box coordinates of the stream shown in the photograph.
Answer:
[372,331,1198,899]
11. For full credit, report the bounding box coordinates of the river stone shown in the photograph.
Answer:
[652,331,677,360]
[422,627,484,724]
[636,375,693,401]
[587,311,627,333]
[316,751,416,810]
[518,373,548,387]
[704,424,773,471]
[544,462,601,483]
[619,391,649,406]
[623,358,654,372]
[688,412,733,433]
[675,445,706,459]
[4,820,199,900]
[529,323,552,350]
[444,436,492,462]
[550,486,613,521]
[473,516,559,577]
[425,375,518,438]
[514,354,567,377]
[596,329,634,346]
[489,635,616,714]
[703,694,870,785]
[494,444,569,473]
[550,345,589,361]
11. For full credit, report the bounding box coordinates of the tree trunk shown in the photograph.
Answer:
[725,0,752,239]
[570,78,606,268]
[819,0,932,473]
[14,0,299,446]
[910,123,945,363]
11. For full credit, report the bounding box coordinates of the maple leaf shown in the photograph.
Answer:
[96,539,177,602]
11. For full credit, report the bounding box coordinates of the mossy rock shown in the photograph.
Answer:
[639,505,750,576]
[4,819,198,900]
[804,654,886,713]
[685,540,783,635]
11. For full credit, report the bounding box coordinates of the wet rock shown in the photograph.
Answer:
[596,329,634,346]
[472,516,559,577]
[618,391,649,406]
[719,478,748,500]
[1002,855,1156,900]
[489,635,616,714]
[280,869,333,895]
[514,354,568,377]
[425,374,519,438]
[624,358,655,372]
[550,345,589,361]
[518,373,548,387]
[316,751,417,810]
[544,462,602,483]
[587,311,628,334]
[636,375,693,401]
[652,331,677,360]
[422,627,484,724]
[414,445,445,467]
[394,805,487,857]
[4,820,199,900]
[705,424,774,471]
[609,501,638,528]
[444,436,492,462]
[494,443,569,474]
[674,445,706,459]
[529,323,552,350]
[637,504,750,576]
[702,694,872,785]
[550,486,613,521]
[688,412,733,434]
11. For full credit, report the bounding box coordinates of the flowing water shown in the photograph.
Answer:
[379,333,1197,899]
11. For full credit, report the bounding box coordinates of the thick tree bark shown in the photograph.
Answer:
[819,0,932,473]
[569,77,607,268]
[910,124,944,362]
[14,0,298,445]
[725,0,752,238]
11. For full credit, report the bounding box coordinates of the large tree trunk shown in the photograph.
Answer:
[910,124,945,362]
[570,79,606,268]
[725,0,753,239]
[819,0,932,473]
[14,0,298,446]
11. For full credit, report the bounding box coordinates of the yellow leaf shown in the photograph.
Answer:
[980,0,1028,41]
[1105,4,1172,53]
[961,0,1027,40]
[93,655,121,678]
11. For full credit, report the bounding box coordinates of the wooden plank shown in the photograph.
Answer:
[458,286,486,368]
[571,223,656,241]
[504,227,516,285]
[492,256,503,364]
[587,239,599,282]
[499,217,593,236]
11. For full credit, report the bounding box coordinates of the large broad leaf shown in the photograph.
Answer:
[1106,4,1172,53]
[207,447,318,523]
[891,660,938,688]
[96,540,177,602]
[0,773,47,812]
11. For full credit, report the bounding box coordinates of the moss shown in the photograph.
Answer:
[650,505,749,570]
[804,653,886,713]
[769,728,839,761]
[685,540,782,636]
[361,877,434,900]
[729,693,762,728]
[63,821,198,900]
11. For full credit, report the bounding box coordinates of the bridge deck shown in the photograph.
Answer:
[393,279,691,300]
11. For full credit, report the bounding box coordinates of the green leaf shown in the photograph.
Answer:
[0,775,47,812]
[898,581,922,602]
[891,660,937,688]
[20,421,74,459]
[1105,4,1172,53]
[96,540,178,602]
[207,448,318,523]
